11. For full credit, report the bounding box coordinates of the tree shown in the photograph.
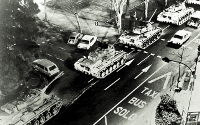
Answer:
[111,0,127,33]
[0,0,40,96]
[54,0,91,33]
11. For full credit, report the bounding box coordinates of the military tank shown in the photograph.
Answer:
[118,10,162,50]
[157,2,194,25]
[74,44,128,78]
[0,72,64,125]
[186,0,200,5]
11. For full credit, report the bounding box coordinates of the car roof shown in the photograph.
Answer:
[33,59,56,67]
[175,30,190,36]
[70,32,80,37]
[191,11,200,19]
[81,35,95,40]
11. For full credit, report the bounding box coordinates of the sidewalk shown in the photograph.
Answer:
[149,62,199,125]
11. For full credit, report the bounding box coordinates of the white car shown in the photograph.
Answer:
[77,35,97,50]
[187,11,200,28]
[68,32,84,45]
[168,30,192,45]
[32,59,60,77]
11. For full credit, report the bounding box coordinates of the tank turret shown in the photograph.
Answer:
[157,2,194,25]
[0,72,64,125]
[74,44,128,78]
[118,9,162,49]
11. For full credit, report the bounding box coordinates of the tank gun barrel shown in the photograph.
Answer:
[41,71,64,94]
[148,9,157,22]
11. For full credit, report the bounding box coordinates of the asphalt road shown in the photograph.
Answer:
[37,20,200,125]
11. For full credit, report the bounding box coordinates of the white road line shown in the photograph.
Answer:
[128,50,135,55]
[88,78,94,83]
[185,33,200,46]
[116,65,126,72]
[59,47,66,50]
[137,54,153,65]
[187,47,193,50]
[143,51,148,54]
[93,63,167,125]
[134,72,143,79]
[46,53,52,56]
[157,55,162,58]
[56,57,64,61]
[104,78,120,91]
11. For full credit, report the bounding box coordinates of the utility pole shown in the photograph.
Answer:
[177,47,185,88]
[144,0,149,20]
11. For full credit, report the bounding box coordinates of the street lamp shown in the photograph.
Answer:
[163,57,197,124]
[162,57,195,91]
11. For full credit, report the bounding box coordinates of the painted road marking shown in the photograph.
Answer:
[46,53,52,56]
[187,47,193,50]
[93,63,167,125]
[59,47,66,50]
[157,55,162,58]
[148,72,172,89]
[137,54,154,65]
[56,57,64,61]
[185,32,200,46]
[88,78,94,83]
[116,59,134,72]
[143,51,148,54]
[134,64,152,79]
[104,78,120,90]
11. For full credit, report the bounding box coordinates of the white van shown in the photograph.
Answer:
[32,59,60,77]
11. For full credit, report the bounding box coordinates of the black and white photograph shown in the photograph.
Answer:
[0,0,200,124]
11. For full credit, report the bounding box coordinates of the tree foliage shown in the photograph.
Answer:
[0,0,40,96]
[155,94,182,125]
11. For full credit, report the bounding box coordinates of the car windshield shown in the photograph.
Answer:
[80,40,89,44]
[49,65,56,71]
[173,34,183,39]
[69,37,75,39]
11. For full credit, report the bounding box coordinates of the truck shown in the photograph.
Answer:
[74,44,128,78]
[0,72,64,125]
[157,2,194,25]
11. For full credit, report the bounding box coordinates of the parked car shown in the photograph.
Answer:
[32,59,60,77]
[168,30,191,45]
[68,32,84,45]
[77,35,97,50]
[187,11,200,28]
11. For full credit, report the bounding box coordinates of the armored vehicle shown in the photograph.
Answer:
[0,72,64,125]
[157,2,194,25]
[118,9,162,49]
[74,44,128,78]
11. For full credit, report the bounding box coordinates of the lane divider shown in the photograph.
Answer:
[93,63,167,125]
[104,78,120,91]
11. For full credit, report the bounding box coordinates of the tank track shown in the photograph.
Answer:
[23,100,62,125]
[140,28,162,49]
[96,53,128,78]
